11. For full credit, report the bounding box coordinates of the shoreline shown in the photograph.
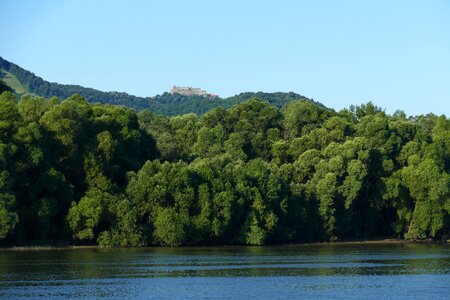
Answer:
[1,238,447,251]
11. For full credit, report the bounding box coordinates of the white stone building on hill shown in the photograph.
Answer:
[170,86,219,98]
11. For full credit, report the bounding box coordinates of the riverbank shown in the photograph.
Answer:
[1,238,447,251]
[0,245,98,251]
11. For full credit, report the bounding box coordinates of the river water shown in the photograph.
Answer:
[1,243,449,299]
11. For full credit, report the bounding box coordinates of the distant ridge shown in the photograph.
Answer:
[0,56,323,115]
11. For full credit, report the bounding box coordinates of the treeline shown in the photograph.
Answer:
[0,91,449,247]
[148,91,314,116]
[0,56,313,115]
[0,56,151,108]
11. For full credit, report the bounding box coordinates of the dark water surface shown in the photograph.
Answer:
[1,243,449,299]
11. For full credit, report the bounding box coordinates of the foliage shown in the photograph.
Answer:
[0,90,448,247]
[0,57,316,116]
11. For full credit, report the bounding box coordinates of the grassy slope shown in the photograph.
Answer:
[0,69,28,94]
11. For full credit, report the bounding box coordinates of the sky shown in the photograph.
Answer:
[1,0,449,116]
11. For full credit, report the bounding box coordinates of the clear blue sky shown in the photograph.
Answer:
[1,0,449,116]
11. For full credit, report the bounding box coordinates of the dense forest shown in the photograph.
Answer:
[0,56,316,115]
[0,91,449,247]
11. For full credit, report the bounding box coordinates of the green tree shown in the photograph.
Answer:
[402,159,449,239]
[153,207,187,246]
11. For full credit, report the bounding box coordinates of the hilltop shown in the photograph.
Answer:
[170,85,219,98]
[0,56,322,115]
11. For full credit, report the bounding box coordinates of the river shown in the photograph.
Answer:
[1,243,449,299]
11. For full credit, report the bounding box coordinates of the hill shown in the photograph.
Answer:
[0,56,322,115]
[0,69,27,94]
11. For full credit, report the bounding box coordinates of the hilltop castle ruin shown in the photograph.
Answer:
[170,86,219,98]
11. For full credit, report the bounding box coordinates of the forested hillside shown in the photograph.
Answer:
[0,57,315,115]
[0,91,448,247]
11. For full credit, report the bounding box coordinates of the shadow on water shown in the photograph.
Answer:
[1,243,450,299]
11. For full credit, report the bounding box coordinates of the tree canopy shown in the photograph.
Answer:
[0,56,317,116]
[0,91,448,247]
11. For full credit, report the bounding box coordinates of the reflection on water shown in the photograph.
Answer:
[1,243,449,299]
